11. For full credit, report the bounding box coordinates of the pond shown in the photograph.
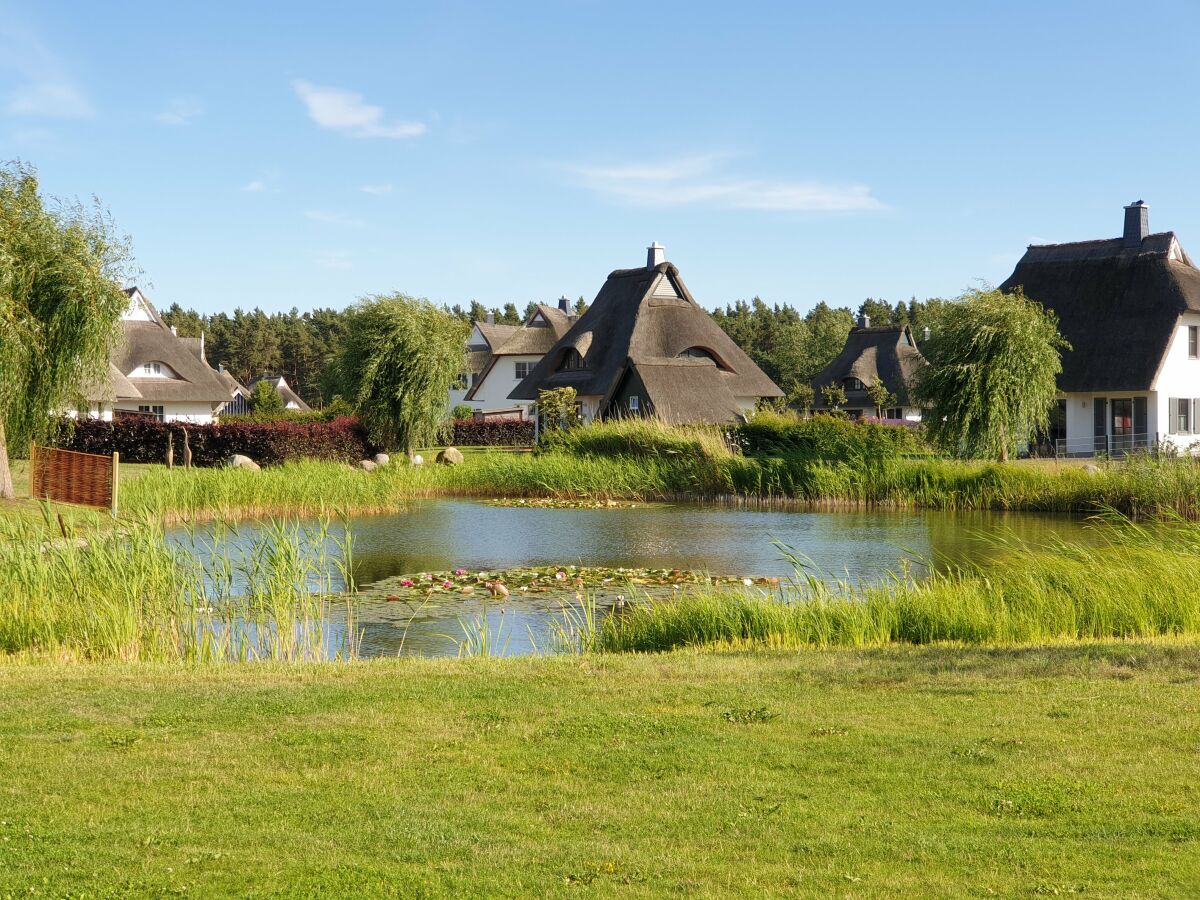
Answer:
[170,500,1100,659]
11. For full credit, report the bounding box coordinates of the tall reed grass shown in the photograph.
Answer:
[592,516,1200,652]
[0,510,357,663]
[117,452,1200,522]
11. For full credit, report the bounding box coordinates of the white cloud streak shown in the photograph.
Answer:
[156,96,203,125]
[304,209,365,227]
[359,183,393,195]
[293,80,425,139]
[568,155,885,212]
[0,25,93,118]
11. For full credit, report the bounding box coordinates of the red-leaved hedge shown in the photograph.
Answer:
[452,419,535,447]
[53,416,375,467]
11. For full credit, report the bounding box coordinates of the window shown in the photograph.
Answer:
[843,377,865,392]
[514,361,531,379]
[471,372,481,387]
[452,373,468,390]
[1112,398,1134,437]
[1175,397,1192,434]
[138,404,165,422]
[628,395,639,412]
[1190,326,1198,359]
[676,347,718,363]
[142,362,162,376]
[558,349,585,371]
[884,407,903,420]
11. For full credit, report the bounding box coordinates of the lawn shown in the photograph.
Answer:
[0,645,1196,897]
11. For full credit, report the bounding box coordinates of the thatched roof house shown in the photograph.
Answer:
[463,302,577,409]
[999,201,1200,454]
[510,244,782,423]
[810,319,926,419]
[248,375,312,412]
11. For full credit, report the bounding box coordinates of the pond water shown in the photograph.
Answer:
[169,500,1100,659]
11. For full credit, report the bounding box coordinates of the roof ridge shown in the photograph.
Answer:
[1026,231,1175,250]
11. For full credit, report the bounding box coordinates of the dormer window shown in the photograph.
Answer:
[143,362,162,376]
[677,347,715,361]
[558,349,585,371]
[843,377,865,391]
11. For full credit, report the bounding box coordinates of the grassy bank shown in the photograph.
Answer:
[594,520,1200,652]
[106,451,1200,522]
[0,646,1196,896]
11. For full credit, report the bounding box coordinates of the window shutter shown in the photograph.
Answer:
[1169,398,1179,434]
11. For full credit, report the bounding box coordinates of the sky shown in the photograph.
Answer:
[3,0,1200,316]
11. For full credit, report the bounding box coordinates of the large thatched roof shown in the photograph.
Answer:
[82,363,143,403]
[811,325,926,407]
[464,305,579,401]
[509,259,782,421]
[999,229,1200,392]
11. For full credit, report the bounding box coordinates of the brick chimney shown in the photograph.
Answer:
[1123,200,1149,248]
[557,295,569,312]
[646,241,666,268]
[858,313,871,328]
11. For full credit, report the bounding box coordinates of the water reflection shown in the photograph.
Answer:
[167,501,1100,659]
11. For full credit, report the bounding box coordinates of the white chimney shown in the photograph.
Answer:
[170,325,177,336]
[646,241,666,268]
[859,313,871,329]
[922,326,931,342]
[486,311,495,324]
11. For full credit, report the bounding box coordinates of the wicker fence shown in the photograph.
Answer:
[29,444,119,514]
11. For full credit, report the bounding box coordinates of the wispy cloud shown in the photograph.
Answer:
[156,96,203,125]
[316,251,352,270]
[293,80,425,139]
[243,180,267,193]
[304,209,365,227]
[359,183,393,195]
[0,25,93,118]
[567,154,885,212]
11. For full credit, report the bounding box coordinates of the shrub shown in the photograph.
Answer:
[451,404,474,420]
[451,419,534,447]
[733,413,926,463]
[540,418,732,460]
[53,416,374,466]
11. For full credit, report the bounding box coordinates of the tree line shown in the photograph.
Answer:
[160,294,952,409]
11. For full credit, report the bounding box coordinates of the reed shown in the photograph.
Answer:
[0,511,356,662]
[592,516,1200,652]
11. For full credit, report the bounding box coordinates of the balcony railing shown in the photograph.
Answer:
[1054,433,1153,458]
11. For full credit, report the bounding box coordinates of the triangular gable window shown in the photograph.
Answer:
[651,275,680,299]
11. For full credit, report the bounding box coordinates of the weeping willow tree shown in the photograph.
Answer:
[0,162,133,499]
[335,294,468,455]
[913,286,1069,461]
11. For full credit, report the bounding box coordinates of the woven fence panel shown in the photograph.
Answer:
[30,444,114,510]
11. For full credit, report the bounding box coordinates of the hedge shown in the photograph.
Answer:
[452,419,535,447]
[53,416,374,467]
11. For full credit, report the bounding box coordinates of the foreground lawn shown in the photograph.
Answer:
[0,646,1197,897]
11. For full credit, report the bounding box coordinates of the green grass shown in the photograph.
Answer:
[0,646,1196,896]
[585,516,1200,652]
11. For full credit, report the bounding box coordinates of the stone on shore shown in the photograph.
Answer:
[359,459,378,472]
[373,453,391,466]
[436,447,465,466]
[226,454,260,471]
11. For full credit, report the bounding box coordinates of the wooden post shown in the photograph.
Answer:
[28,443,37,500]
[111,451,120,517]
[166,431,174,469]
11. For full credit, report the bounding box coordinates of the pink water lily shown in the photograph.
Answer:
[399,579,414,588]
[441,580,454,589]
[555,571,567,581]
[454,567,467,576]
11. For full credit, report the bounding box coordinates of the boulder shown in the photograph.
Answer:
[372,453,391,467]
[1082,463,1102,475]
[226,454,260,471]
[358,459,378,472]
[411,454,424,466]
[436,447,465,466]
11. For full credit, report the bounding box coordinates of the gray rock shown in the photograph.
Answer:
[436,446,465,466]
[227,454,260,471]
[358,459,378,472]
[372,452,391,467]
[1082,463,1102,475]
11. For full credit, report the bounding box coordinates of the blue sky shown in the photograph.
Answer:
[3,0,1200,315]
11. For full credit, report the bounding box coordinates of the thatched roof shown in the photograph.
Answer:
[113,324,231,403]
[509,260,782,421]
[630,361,747,424]
[216,367,248,398]
[82,363,143,403]
[811,325,926,407]
[464,305,580,401]
[999,230,1200,392]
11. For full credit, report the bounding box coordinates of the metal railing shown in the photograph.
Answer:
[1054,433,1153,458]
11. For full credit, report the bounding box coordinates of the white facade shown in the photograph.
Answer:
[113,400,218,424]
[1058,314,1200,455]
[466,355,542,414]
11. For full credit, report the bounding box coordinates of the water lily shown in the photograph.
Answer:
[399,579,414,587]
[454,568,467,576]
[742,578,753,586]
[555,571,567,581]
[441,580,453,589]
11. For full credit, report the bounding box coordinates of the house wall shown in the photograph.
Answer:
[1152,313,1200,451]
[470,355,541,413]
[114,400,217,424]
[1061,392,1157,455]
